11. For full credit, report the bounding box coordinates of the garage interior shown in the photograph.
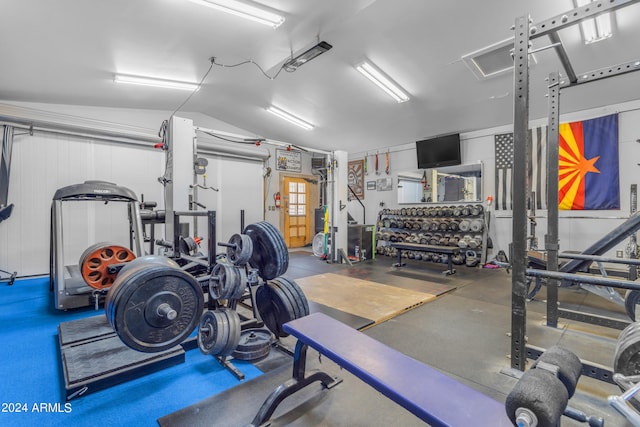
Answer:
[2,1,640,426]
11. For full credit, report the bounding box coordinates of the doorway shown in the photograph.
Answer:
[281,175,318,248]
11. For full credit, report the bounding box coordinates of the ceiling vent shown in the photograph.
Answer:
[461,38,537,80]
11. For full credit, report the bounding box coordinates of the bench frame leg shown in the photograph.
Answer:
[392,248,406,267]
[444,255,456,275]
[249,340,341,427]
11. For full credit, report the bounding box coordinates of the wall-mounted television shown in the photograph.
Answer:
[416,133,461,169]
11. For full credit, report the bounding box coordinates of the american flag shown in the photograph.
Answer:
[494,126,547,211]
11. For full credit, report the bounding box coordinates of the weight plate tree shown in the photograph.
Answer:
[255,277,309,337]
[105,255,204,353]
[79,242,136,289]
[243,221,289,280]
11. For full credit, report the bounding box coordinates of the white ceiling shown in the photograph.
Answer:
[2,0,640,153]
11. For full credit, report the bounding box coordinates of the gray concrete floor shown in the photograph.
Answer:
[161,251,635,426]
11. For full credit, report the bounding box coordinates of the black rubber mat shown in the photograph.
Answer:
[58,315,185,400]
[58,315,114,346]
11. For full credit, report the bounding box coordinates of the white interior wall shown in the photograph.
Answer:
[261,145,319,227]
[0,102,266,276]
[349,99,640,262]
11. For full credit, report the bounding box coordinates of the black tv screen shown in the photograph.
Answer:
[416,133,461,169]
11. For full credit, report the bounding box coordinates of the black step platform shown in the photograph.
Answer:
[58,315,185,401]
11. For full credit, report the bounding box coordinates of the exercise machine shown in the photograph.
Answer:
[49,180,144,310]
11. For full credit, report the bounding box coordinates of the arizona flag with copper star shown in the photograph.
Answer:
[559,114,619,210]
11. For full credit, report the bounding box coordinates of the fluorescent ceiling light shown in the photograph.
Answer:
[355,61,409,103]
[188,0,284,28]
[575,0,613,44]
[267,106,314,130]
[282,41,333,72]
[114,74,200,91]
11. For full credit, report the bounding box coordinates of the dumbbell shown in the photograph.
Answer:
[470,204,482,216]
[468,235,482,249]
[421,220,431,231]
[451,254,464,265]
[448,220,459,231]
[461,205,471,216]
[452,206,462,216]
[458,235,472,249]
[469,218,484,232]
[465,250,479,267]
[458,219,471,232]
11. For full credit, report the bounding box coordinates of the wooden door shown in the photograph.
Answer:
[283,176,312,248]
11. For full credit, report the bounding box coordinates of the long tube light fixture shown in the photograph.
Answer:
[575,0,613,44]
[266,106,314,130]
[355,61,410,103]
[114,74,200,91]
[188,0,285,29]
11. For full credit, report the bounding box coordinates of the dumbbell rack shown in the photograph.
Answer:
[375,203,490,267]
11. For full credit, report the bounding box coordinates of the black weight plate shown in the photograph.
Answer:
[266,282,297,336]
[271,277,310,318]
[209,262,245,300]
[625,291,640,321]
[614,332,640,376]
[232,328,272,361]
[106,258,203,353]
[255,284,282,337]
[197,310,227,355]
[243,221,289,280]
[220,309,241,357]
[229,268,248,301]
[105,256,183,329]
[255,282,296,337]
[227,233,253,266]
[617,322,640,353]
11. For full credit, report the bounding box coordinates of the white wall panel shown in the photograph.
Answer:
[0,131,165,276]
[350,101,640,263]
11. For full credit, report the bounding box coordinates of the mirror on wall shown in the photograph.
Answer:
[397,162,483,204]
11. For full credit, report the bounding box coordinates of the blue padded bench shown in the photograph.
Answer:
[250,312,512,426]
